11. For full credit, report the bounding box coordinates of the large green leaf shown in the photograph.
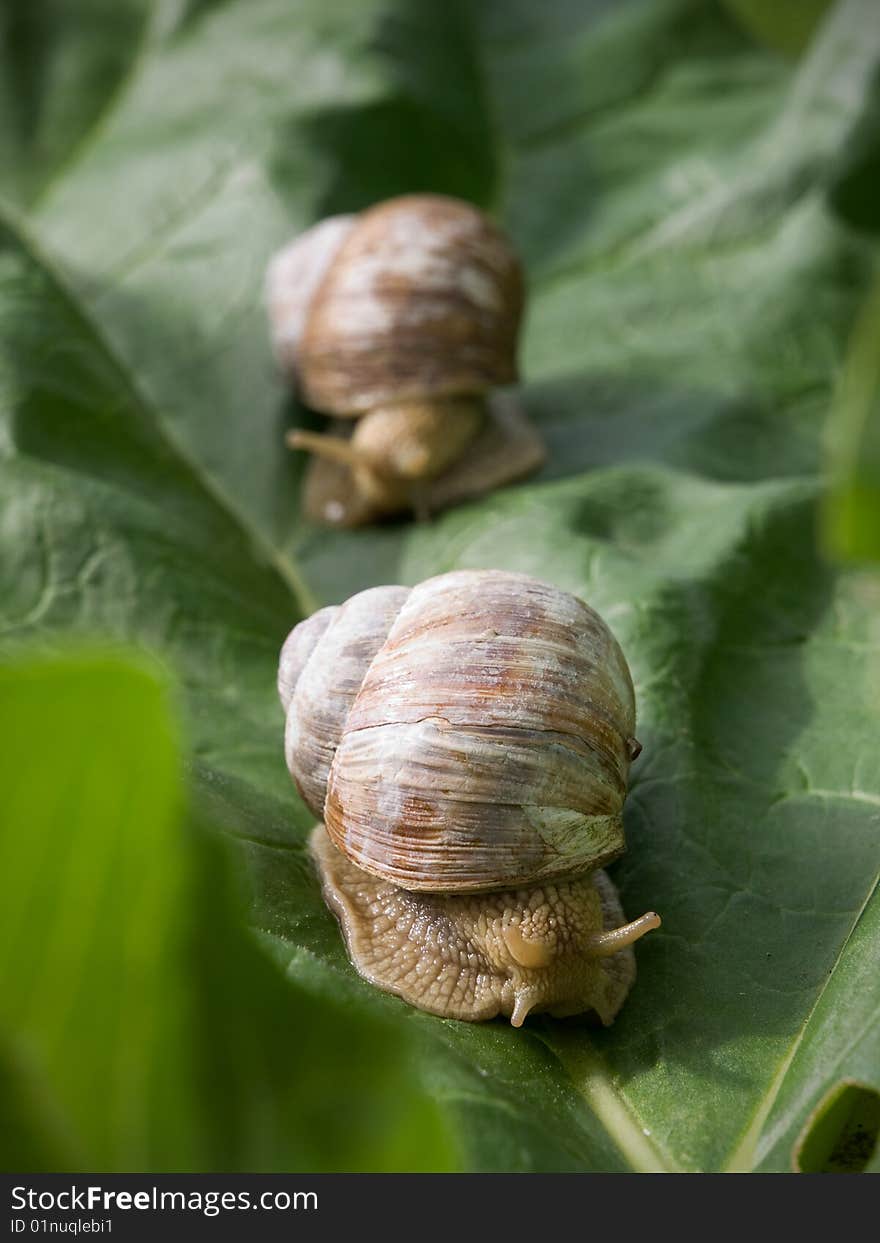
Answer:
[1,0,879,1172]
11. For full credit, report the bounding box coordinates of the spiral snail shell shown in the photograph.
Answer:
[278,569,659,1026]
[266,195,545,527]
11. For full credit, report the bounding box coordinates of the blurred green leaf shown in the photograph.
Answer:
[0,0,152,208]
[0,652,456,1171]
[823,272,880,560]
[722,0,832,56]
[1,0,879,1172]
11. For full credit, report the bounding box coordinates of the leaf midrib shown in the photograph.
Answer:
[541,1029,682,1172]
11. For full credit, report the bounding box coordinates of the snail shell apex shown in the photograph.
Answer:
[280,570,637,894]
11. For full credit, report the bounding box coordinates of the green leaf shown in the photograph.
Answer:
[0,0,152,209]
[2,0,879,1172]
[822,271,880,561]
[0,652,456,1171]
[721,0,833,57]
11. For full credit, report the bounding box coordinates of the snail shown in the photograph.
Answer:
[278,569,660,1027]
[265,194,545,527]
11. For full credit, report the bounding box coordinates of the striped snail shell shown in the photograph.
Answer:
[279,570,639,892]
[278,570,660,1027]
[265,195,544,526]
[267,194,522,411]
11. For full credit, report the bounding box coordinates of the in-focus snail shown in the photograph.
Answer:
[278,570,660,1027]
[265,195,545,527]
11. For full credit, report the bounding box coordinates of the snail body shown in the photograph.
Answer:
[266,195,545,526]
[278,570,659,1027]
[311,829,654,1026]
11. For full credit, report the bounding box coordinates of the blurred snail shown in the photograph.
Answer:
[265,194,545,527]
[277,569,660,1027]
